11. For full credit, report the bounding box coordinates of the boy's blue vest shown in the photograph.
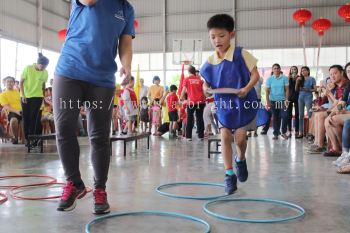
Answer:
[201,47,268,129]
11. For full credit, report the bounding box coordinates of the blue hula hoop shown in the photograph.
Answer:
[156,182,230,200]
[85,211,211,233]
[203,198,305,223]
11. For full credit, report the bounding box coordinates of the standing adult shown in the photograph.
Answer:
[20,53,49,146]
[139,78,149,101]
[296,66,316,138]
[266,63,289,140]
[53,0,135,214]
[287,66,299,137]
[180,65,206,140]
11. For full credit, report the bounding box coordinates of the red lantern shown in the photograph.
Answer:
[58,29,67,41]
[134,20,138,29]
[338,3,350,22]
[293,8,312,26]
[311,18,332,36]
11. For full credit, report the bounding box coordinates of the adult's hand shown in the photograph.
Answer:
[21,97,27,104]
[119,67,131,79]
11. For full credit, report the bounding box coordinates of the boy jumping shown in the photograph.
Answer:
[201,14,261,194]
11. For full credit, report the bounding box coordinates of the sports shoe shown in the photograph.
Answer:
[337,163,350,174]
[281,134,289,140]
[57,181,87,211]
[235,158,248,182]
[93,188,110,215]
[224,174,237,195]
[332,152,349,166]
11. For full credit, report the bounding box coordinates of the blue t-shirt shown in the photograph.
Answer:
[55,0,135,88]
[266,75,289,101]
[299,77,316,97]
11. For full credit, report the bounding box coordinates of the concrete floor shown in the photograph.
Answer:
[0,132,349,233]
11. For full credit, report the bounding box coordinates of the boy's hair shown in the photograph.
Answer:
[188,65,196,75]
[170,85,177,92]
[141,96,148,103]
[329,65,344,72]
[154,98,160,103]
[153,76,160,83]
[207,14,234,32]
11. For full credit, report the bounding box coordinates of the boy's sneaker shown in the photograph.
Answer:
[93,188,110,215]
[57,181,87,211]
[235,158,248,182]
[224,174,237,195]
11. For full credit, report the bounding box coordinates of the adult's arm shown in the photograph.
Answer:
[265,87,271,109]
[180,86,187,101]
[118,35,133,78]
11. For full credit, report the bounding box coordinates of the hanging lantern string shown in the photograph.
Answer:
[293,8,312,66]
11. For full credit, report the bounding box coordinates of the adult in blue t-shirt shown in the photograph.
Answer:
[53,0,135,215]
[296,66,316,139]
[265,63,289,140]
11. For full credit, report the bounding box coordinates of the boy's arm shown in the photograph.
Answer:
[203,81,211,97]
[237,67,259,98]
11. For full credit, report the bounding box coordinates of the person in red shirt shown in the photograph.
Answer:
[180,65,206,140]
[166,85,179,138]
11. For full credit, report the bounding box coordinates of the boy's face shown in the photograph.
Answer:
[209,28,234,54]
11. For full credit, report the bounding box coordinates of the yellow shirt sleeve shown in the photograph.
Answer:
[0,93,5,106]
[242,49,258,72]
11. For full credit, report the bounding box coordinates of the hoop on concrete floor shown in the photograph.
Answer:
[10,182,93,200]
[0,174,57,189]
[0,192,8,205]
[203,198,305,223]
[85,211,211,233]
[156,182,230,200]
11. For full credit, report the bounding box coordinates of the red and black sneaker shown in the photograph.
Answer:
[57,181,87,211]
[93,188,110,215]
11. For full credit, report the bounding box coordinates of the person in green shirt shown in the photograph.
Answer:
[20,53,49,146]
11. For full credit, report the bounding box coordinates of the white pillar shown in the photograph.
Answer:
[37,0,43,53]
[162,0,167,86]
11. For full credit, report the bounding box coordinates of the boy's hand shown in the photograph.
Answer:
[266,101,271,109]
[237,88,249,98]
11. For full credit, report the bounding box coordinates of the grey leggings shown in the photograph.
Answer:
[53,76,115,189]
